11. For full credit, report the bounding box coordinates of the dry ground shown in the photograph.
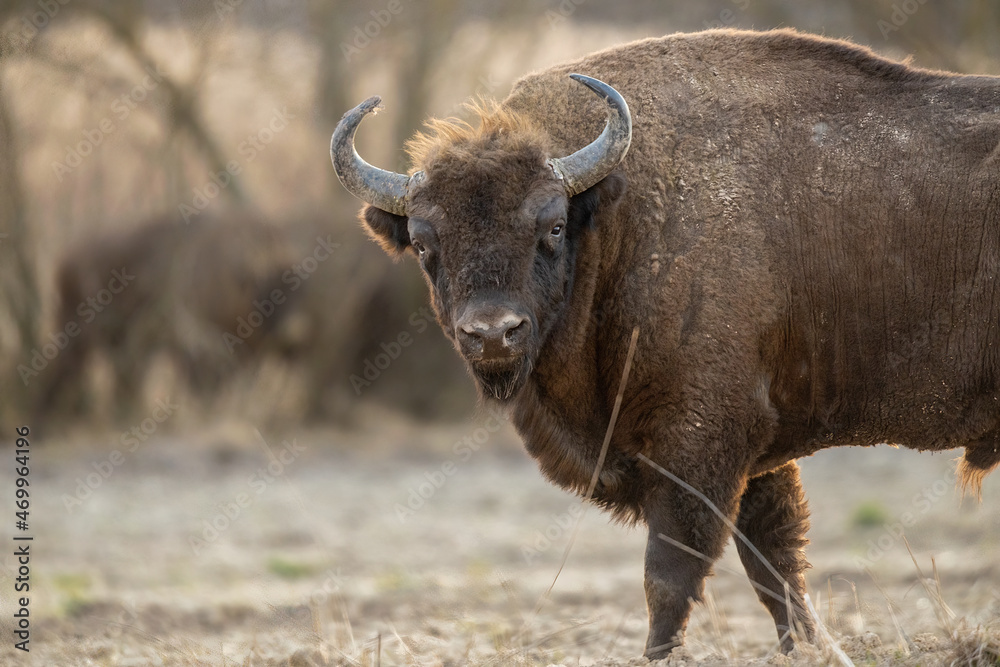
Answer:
[1,408,998,666]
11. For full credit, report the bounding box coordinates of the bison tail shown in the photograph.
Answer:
[958,442,1000,500]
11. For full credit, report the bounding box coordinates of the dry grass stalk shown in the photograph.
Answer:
[704,587,737,659]
[518,327,640,642]
[903,538,955,636]
[864,567,914,656]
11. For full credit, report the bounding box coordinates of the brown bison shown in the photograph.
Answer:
[331,29,1000,657]
[34,213,306,420]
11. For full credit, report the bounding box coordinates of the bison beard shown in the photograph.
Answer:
[471,356,534,402]
[333,28,1000,659]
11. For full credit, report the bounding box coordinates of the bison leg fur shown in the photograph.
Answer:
[735,461,814,652]
[641,465,746,660]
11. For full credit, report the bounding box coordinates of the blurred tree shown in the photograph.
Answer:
[80,2,249,204]
[0,2,42,429]
[391,0,461,169]
[309,0,357,190]
[0,68,40,427]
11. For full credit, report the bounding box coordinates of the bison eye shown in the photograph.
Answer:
[550,223,564,238]
[412,240,426,256]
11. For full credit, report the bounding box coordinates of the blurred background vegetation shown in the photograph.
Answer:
[0,0,997,436]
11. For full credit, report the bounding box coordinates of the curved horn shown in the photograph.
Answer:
[330,95,412,216]
[548,74,632,197]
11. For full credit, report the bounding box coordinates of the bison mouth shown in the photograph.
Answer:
[469,356,533,402]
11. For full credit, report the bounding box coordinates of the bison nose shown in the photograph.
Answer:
[456,309,531,360]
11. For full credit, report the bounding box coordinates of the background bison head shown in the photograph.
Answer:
[333,76,630,401]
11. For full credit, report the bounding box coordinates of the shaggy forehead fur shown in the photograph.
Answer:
[405,100,553,176]
[404,101,565,227]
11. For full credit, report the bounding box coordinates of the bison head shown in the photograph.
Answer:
[331,75,630,401]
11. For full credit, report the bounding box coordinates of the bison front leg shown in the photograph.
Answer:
[640,459,747,659]
[735,461,814,652]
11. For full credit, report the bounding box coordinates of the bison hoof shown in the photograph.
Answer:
[645,642,688,662]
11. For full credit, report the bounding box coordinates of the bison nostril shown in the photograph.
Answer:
[458,328,484,353]
[504,319,529,345]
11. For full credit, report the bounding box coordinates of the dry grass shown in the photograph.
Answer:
[2,421,997,666]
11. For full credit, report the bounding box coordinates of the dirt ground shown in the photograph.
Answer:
[1,407,998,666]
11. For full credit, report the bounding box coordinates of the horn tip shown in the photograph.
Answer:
[568,73,612,100]
[359,95,384,115]
[568,73,602,90]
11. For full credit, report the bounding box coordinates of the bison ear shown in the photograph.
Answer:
[361,205,410,256]
[567,171,627,235]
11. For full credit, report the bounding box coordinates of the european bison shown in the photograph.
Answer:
[331,29,1000,657]
[34,213,306,421]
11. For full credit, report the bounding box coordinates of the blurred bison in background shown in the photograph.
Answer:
[33,213,308,421]
[30,210,471,429]
[333,28,1000,660]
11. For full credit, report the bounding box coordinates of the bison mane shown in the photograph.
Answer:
[404,99,553,171]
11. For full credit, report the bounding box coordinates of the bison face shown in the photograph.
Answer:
[332,75,631,401]
[403,168,565,401]
[365,162,624,401]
